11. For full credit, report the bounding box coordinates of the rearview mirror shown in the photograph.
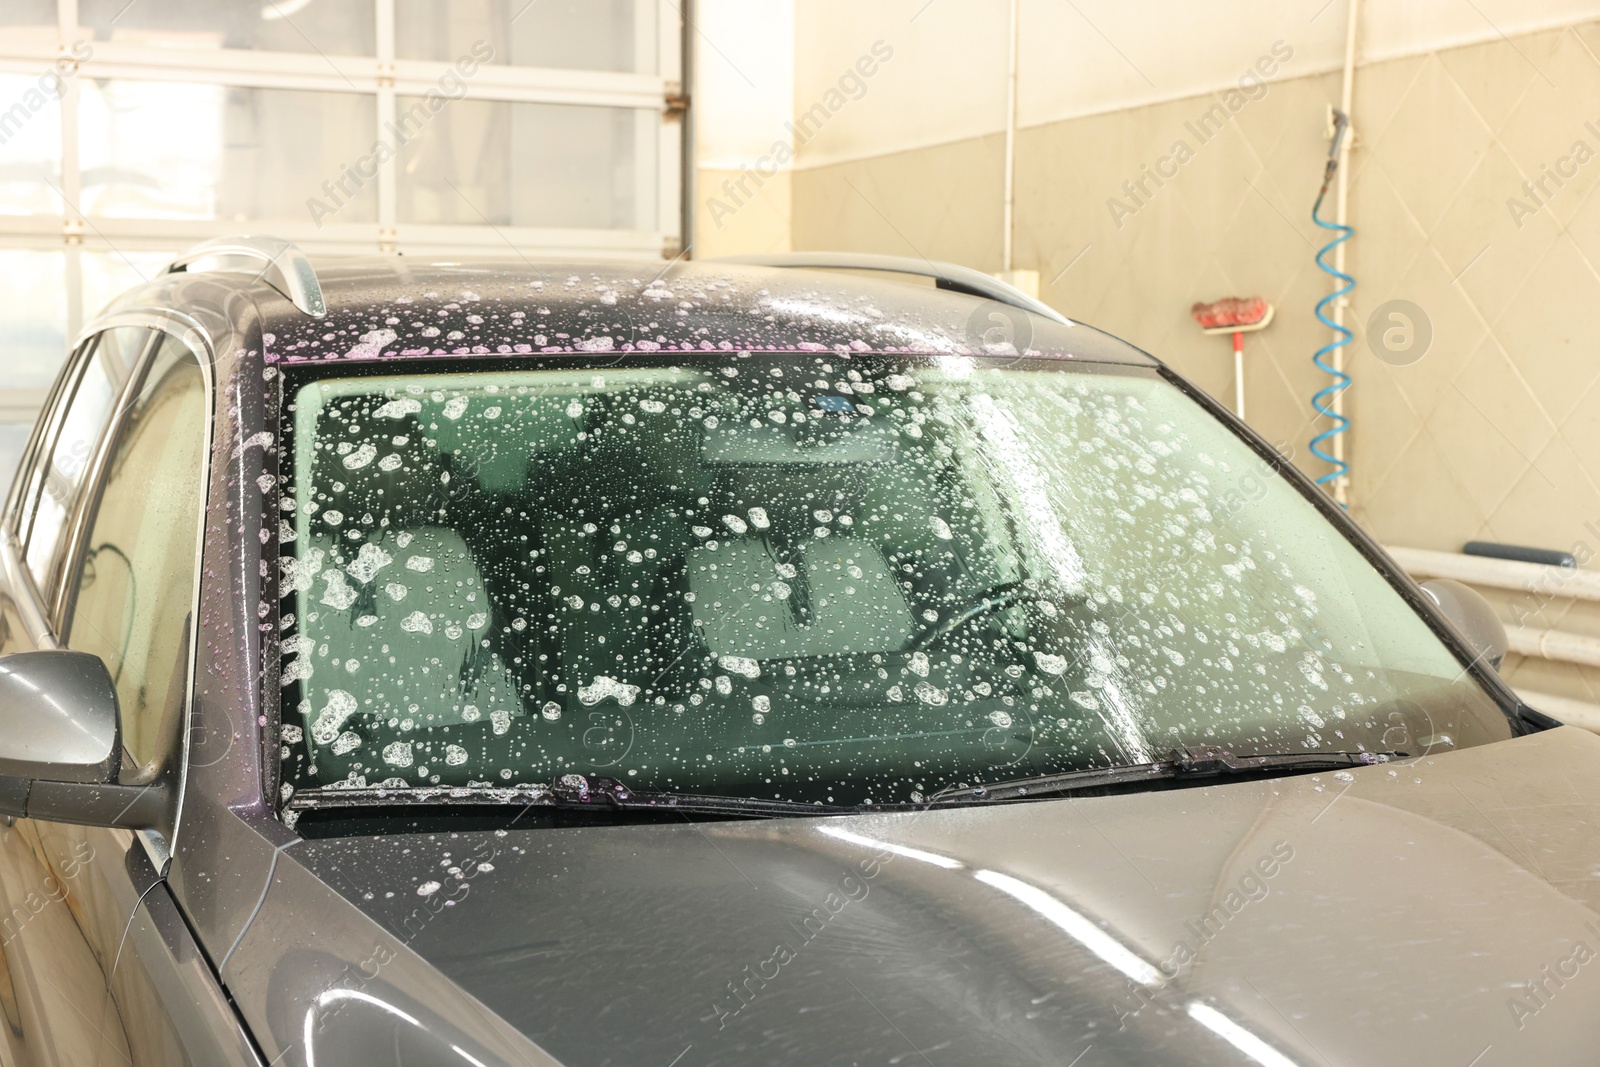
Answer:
[0,650,162,828]
[1419,578,1508,671]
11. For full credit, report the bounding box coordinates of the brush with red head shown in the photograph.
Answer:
[1191,296,1274,334]
[1190,295,1274,419]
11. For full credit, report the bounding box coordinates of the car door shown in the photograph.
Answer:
[0,325,154,1066]
[51,327,261,1064]
[0,324,259,1065]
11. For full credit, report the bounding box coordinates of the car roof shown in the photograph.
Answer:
[97,250,1159,372]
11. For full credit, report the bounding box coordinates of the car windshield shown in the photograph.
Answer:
[273,353,1512,814]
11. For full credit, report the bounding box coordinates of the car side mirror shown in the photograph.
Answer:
[0,650,162,829]
[1419,578,1507,671]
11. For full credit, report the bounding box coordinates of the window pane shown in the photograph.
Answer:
[82,251,177,322]
[396,0,656,73]
[396,98,656,230]
[77,0,374,55]
[0,250,67,389]
[0,1,54,27]
[0,74,64,216]
[0,423,30,506]
[81,82,377,222]
[66,335,206,777]
[23,326,149,593]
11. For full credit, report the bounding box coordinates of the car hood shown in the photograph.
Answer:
[272,726,1600,1066]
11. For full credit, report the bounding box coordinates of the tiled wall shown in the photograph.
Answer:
[784,20,1600,707]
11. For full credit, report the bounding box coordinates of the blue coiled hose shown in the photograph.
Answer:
[1311,109,1353,497]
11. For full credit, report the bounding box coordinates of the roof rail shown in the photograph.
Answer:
[710,252,1070,326]
[166,236,326,319]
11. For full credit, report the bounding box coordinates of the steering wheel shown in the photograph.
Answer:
[912,581,1056,650]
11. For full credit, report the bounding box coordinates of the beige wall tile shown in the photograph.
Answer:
[1343,159,1428,322]
[1564,176,1600,271]
[1434,29,1560,136]
[1451,335,1559,460]
[1357,426,1488,549]
[1488,434,1600,549]
[1247,345,1322,466]
[1495,28,1600,227]
[1494,235,1600,427]
[1554,374,1600,479]
[791,134,1006,268]
[1361,245,1487,422]
[1423,349,1553,520]
[1344,346,1424,520]
[1367,54,1495,236]
[1428,142,1564,327]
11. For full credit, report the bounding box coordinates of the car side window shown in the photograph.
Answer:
[19,327,153,599]
[4,340,81,538]
[63,333,207,780]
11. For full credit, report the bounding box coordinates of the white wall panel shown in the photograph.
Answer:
[787,0,1600,168]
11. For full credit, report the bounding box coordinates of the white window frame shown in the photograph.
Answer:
[0,0,685,424]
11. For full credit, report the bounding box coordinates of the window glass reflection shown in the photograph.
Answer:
[0,424,31,507]
[396,97,656,230]
[0,73,63,216]
[396,0,656,73]
[0,1,54,27]
[81,81,377,221]
[77,0,374,55]
[0,250,67,390]
[24,327,149,592]
[66,336,206,778]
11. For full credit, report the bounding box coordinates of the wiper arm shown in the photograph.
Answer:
[928,746,1406,806]
[545,774,856,819]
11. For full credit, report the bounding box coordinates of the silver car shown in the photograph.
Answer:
[0,237,1585,1066]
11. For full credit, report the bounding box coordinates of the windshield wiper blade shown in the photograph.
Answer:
[545,774,857,819]
[286,775,876,820]
[928,746,1407,806]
